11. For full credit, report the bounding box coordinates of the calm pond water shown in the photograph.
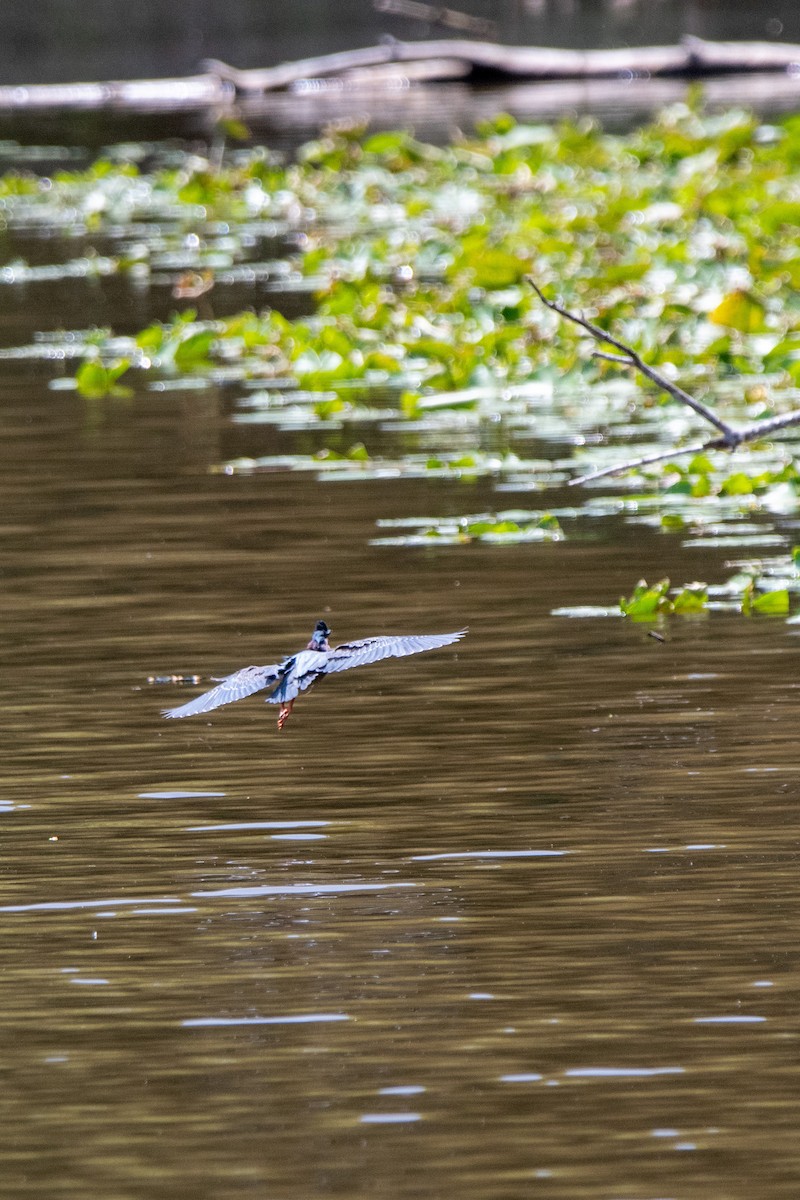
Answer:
[3,145,800,1200]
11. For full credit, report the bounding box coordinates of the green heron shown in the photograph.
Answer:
[163,620,467,730]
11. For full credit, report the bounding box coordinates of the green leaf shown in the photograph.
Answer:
[620,578,672,618]
[136,323,165,352]
[400,391,421,418]
[466,519,521,536]
[661,513,686,531]
[173,330,216,370]
[362,130,416,157]
[313,397,345,420]
[75,359,109,398]
[75,357,131,399]
[690,476,712,498]
[537,514,562,533]
[688,454,714,476]
[720,472,754,496]
[469,248,530,290]
[107,360,131,386]
[672,584,708,613]
[708,290,766,334]
[178,171,227,206]
[750,588,790,615]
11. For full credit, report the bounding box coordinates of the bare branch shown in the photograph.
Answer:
[569,438,722,485]
[528,279,739,442]
[528,280,800,485]
[571,409,800,486]
[736,409,800,441]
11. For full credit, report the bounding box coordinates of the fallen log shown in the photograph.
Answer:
[0,38,796,116]
[205,36,800,93]
[0,74,227,113]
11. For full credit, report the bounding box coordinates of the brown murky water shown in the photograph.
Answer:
[3,269,800,1198]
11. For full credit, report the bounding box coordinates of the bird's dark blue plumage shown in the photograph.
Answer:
[163,621,466,729]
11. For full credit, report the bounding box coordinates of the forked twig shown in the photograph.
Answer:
[529,280,737,442]
[528,281,800,485]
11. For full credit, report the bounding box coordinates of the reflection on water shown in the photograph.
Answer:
[4,341,800,1198]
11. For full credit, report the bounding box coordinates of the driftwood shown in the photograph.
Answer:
[207,37,800,94]
[0,38,798,114]
[529,282,800,486]
[0,75,227,113]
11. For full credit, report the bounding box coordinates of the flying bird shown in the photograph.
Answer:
[162,620,466,730]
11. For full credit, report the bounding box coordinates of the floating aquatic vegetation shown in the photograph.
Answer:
[75,357,132,399]
[615,556,800,622]
[2,104,800,607]
[217,446,543,485]
[619,578,707,619]
[0,105,792,426]
[372,510,563,546]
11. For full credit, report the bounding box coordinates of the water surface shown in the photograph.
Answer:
[2,188,800,1200]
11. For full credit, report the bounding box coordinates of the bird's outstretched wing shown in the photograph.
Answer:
[162,664,282,719]
[323,629,467,675]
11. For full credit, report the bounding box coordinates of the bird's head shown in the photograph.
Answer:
[310,620,331,649]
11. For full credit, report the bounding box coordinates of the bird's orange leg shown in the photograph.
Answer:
[277,700,294,731]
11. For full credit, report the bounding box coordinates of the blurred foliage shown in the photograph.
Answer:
[2,100,800,614]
